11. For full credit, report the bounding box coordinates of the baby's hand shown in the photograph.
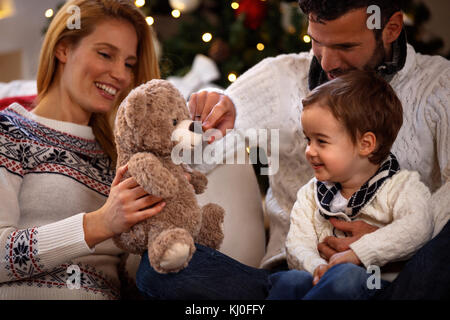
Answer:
[313,264,329,285]
[312,250,361,285]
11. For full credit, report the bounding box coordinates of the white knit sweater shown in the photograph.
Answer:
[225,44,450,269]
[0,104,126,299]
[286,170,433,281]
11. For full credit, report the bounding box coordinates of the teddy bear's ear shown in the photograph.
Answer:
[122,84,149,129]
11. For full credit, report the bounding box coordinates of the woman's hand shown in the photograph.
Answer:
[83,164,165,248]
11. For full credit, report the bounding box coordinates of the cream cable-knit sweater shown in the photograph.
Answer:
[224,44,450,269]
[0,104,125,299]
[286,171,433,281]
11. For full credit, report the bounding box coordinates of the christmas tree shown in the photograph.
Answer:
[143,0,310,88]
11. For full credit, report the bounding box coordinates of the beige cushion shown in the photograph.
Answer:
[197,163,266,268]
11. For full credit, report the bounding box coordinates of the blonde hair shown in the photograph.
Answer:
[37,0,160,165]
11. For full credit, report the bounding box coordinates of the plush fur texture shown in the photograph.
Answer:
[113,79,225,273]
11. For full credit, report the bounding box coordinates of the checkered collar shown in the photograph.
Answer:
[316,153,400,220]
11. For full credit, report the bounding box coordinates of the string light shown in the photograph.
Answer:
[171,9,181,18]
[135,0,145,7]
[256,43,265,51]
[228,73,237,83]
[0,0,14,19]
[45,9,54,18]
[303,35,311,43]
[231,2,239,10]
[145,16,154,25]
[202,32,212,42]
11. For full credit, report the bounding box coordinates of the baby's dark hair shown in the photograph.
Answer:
[302,70,403,164]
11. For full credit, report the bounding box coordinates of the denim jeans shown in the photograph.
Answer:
[267,263,390,300]
[374,220,450,300]
[136,221,450,300]
[136,244,271,300]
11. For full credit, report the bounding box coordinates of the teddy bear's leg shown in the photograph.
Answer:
[113,223,148,255]
[196,203,225,249]
[148,226,196,274]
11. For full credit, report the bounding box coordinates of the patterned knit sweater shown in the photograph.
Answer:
[224,44,450,269]
[0,104,123,299]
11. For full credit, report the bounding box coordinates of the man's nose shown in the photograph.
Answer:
[320,47,341,73]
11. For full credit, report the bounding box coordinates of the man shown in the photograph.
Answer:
[136,0,449,299]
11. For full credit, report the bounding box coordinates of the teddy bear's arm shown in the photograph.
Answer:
[128,152,178,199]
[181,164,208,194]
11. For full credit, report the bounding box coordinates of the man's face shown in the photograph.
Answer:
[308,8,386,80]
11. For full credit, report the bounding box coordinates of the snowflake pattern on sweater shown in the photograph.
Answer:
[1,219,119,299]
[4,228,42,280]
[0,106,119,299]
[0,107,114,196]
[1,243,119,300]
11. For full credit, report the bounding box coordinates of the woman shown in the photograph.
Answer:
[0,0,164,299]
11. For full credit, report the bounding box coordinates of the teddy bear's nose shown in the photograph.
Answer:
[189,121,203,134]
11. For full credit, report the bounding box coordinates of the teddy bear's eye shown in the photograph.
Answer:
[172,119,178,126]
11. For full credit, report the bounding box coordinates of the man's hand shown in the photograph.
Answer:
[318,218,379,261]
[188,91,236,139]
[328,249,361,268]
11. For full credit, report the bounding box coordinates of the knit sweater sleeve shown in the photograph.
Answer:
[226,52,311,131]
[350,171,434,268]
[286,179,327,275]
[0,166,94,283]
[430,171,450,238]
[225,57,281,131]
[424,71,450,236]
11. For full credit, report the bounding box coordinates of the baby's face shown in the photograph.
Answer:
[301,103,360,183]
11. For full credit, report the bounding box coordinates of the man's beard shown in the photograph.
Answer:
[327,38,386,79]
[364,37,386,71]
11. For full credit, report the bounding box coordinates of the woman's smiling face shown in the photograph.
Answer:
[57,18,138,115]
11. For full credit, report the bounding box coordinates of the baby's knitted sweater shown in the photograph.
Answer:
[0,104,123,299]
[286,171,433,281]
[225,44,450,268]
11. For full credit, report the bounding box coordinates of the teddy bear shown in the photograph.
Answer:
[112,79,225,274]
